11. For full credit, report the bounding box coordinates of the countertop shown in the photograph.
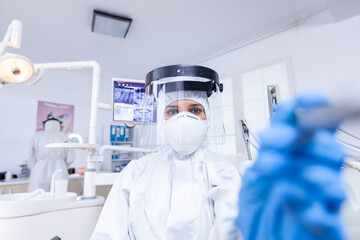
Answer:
[0,174,84,186]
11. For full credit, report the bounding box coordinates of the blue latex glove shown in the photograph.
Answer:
[236,92,346,240]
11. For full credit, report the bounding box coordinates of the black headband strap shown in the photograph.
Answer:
[145,65,222,98]
[156,81,215,97]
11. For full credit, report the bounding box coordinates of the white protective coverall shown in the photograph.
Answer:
[28,120,74,191]
[91,91,242,240]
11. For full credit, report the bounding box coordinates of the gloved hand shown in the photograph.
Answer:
[236,92,346,240]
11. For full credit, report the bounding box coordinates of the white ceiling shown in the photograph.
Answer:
[0,0,329,80]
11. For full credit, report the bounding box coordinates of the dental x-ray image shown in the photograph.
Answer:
[113,80,157,123]
[114,87,134,105]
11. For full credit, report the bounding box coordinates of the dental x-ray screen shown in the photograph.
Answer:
[113,79,157,123]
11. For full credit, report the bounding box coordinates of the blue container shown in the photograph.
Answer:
[115,126,124,141]
[110,125,117,142]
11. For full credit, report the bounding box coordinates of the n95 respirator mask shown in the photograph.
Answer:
[165,112,207,155]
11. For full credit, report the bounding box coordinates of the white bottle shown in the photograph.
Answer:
[5,171,12,181]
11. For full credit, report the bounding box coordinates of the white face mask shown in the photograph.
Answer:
[165,112,207,155]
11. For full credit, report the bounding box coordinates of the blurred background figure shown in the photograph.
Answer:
[28,116,75,192]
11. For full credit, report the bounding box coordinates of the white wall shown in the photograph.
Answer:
[3,9,360,173]
[0,68,113,175]
[203,10,360,155]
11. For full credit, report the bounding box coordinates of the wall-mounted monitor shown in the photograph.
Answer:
[112,78,157,124]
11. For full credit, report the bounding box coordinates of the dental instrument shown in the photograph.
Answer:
[239,119,259,160]
[267,84,281,117]
[296,102,360,130]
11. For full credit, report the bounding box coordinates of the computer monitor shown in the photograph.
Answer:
[112,78,157,124]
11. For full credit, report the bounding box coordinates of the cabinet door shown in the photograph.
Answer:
[1,183,29,194]
[96,185,113,199]
[0,186,6,195]
[68,178,84,196]
[11,183,29,193]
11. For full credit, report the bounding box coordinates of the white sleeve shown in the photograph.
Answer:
[65,149,76,167]
[90,163,136,240]
[208,162,243,240]
[28,136,37,170]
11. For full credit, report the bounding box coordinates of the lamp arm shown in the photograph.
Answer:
[0,20,23,55]
[35,61,100,146]
[35,61,101,198]
[28,66,45,86]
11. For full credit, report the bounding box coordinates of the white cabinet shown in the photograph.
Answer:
[107,124,135,172]
[0,182,28,194]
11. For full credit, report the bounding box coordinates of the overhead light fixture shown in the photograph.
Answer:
[0,53,34,83]
[0,20,44,89]
[92,10,132,38]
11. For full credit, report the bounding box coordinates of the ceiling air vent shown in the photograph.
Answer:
[92,10,132,38]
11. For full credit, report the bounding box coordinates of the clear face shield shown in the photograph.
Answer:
[139,65,225,154]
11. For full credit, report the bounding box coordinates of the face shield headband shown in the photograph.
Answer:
[145,65,223,98]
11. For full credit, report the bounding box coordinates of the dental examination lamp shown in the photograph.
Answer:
[0,20,43,89]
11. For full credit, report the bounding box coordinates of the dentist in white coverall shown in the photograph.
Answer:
[28,117,74,192]
[91,65,241,240]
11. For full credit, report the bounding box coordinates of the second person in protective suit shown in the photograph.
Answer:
[28,116,74,192]
[91,65,242,240]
